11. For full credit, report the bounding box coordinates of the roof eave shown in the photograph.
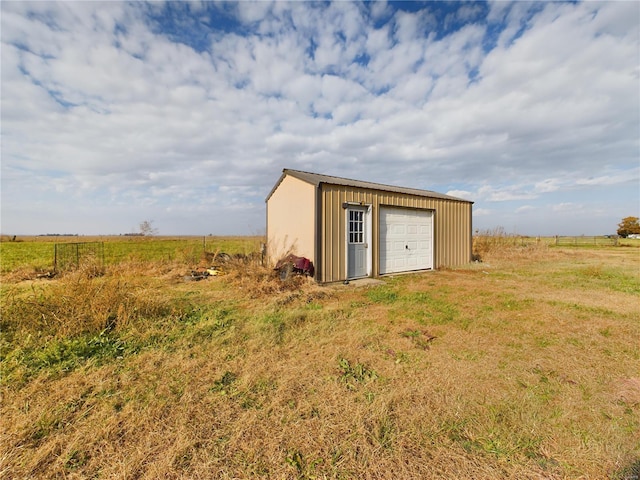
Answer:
[267,168,474,204]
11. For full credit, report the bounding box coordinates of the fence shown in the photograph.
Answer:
[554,236,618,246]
[54,242,105,271]
[53,239,212,271]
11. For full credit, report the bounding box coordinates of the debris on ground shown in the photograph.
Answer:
[36,271,57,279]
[184,251,265,282]
[184,265,225,281]
[182,251,236,281]
[274,254,315,281]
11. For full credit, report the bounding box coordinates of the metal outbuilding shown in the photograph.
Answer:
[266,168,473,283]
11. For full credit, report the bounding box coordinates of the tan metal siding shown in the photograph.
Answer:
[319,184,472,282]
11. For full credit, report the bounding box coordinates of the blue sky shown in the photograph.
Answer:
[1,1,638,236]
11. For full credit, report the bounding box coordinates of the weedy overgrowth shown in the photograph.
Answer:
[473,227,550,263]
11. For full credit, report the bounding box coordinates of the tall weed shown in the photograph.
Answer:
[223,256,307,297]
[473,227,548,262]
[2,262,185,341]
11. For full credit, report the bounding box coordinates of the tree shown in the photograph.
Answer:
[139,220,158,236]
[617,216,640,237]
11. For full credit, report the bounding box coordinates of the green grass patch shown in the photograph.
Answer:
[337,357,378,390]
[366,286,399,304]
[546,264,640,295]
[0,241,54,272]
[2,330,141,384]
[402,291,464,327]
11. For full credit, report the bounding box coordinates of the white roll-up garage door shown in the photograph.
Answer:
[379,207,433,275]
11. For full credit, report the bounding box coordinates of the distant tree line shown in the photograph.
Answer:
[40,233,79,237]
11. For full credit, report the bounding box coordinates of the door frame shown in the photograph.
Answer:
[344,204,372,280]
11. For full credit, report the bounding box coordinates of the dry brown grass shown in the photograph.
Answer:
[473,227,549,263]
[222,255,311,298]
[2,260,181,340]
[1,245,639,479]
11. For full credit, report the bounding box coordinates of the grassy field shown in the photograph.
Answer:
[0,236,263,273]
[1,239,639,479]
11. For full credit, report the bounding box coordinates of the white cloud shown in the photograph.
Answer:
[446,190,472,199]
[515,205,535,213]
[473,208,492,217]
[1,1,638,235]
[576,169,640,187]
[477,185,537,202]
[534,179,561,193]
[552,202,583,213]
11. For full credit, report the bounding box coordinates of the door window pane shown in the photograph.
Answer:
[348,210,364,244]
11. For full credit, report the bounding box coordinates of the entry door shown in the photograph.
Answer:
[347,207,368,279]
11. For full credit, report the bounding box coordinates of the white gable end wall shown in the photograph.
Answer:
[266,175,316,265]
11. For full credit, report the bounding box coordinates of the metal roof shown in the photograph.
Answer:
[266,168,473,203]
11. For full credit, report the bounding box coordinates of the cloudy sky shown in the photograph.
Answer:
[1,1,638,236]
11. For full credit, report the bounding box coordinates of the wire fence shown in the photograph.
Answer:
[473,235,620,247]
[55,242,105,271]
[553,236,618,246]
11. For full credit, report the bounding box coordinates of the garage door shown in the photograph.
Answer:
[380,207,433,275]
